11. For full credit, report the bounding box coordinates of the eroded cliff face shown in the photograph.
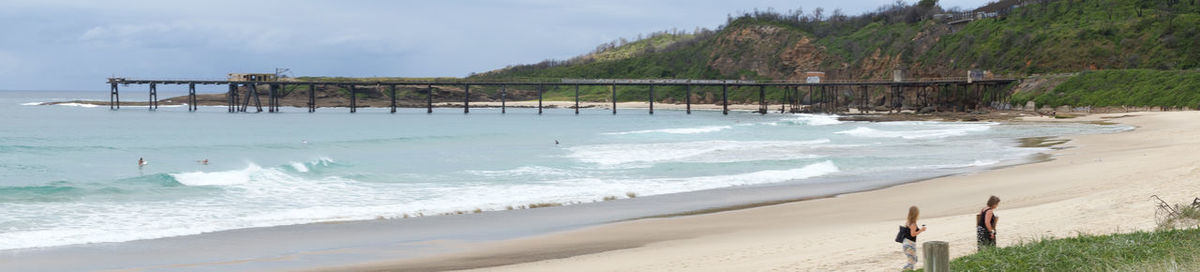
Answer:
[708,25,828,81]
[705,22,957,81]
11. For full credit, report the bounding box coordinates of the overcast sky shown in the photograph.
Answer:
[0,0,989,91]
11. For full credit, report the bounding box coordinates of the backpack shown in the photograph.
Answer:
[895,225,910,243]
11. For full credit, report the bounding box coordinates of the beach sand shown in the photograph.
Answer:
[337,111,1200,271]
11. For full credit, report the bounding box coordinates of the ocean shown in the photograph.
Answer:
[0,90,1129,250]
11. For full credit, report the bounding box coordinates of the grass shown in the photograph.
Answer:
[942,228,1200,271]
[938,197,1200,271]
[1012,69,1200,108]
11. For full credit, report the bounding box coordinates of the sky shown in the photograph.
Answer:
[0,0,990,91]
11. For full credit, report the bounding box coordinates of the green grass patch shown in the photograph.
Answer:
[944,228,1200,271]
[1015,69,1200,108]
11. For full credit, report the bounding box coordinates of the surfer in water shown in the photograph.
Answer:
[197,159,208,165]
[138,157,147,168]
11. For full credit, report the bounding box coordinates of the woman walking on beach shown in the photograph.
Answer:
[977,196,1000,250]
[901,206,926,271]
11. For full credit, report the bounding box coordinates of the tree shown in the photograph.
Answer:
[918,0,939,8]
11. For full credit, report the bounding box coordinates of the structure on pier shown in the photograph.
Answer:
[105,75,1019,115]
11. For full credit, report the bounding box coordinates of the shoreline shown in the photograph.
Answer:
[0,155,1025,271]
[331,111,1199,271]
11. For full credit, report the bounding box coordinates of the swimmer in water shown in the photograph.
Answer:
[197,159,208,165]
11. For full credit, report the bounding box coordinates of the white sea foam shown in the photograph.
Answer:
[465,166,582,179]
[170,164,265,186]
[290,162,310,173]
[52,103,101,108]
[566,139,832,166]
[835,123,991,139]
[605,125,732,135]
[787,114,843,126]
[20,102,42,106]
[918,159,1001,170]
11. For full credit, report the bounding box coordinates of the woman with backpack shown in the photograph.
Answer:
[900,206,927,270]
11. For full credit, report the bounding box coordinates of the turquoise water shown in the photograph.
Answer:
[0,90,1129,250]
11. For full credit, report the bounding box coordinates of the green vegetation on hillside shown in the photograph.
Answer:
[460,0,1200,105]
[941,228,1200,271]
[930,0,1200,74]
[1011,69,1200,108]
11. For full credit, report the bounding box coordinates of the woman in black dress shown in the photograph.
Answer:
[977,195,1000,250]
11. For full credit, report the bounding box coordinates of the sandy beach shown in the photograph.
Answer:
[331,111,1200,271]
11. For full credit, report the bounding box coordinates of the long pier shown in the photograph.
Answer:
[106,77,1018,115]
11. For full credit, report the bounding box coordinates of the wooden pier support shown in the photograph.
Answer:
[781,86,788,113]
[538,85,544,115]
[227,84,236,113]
[426,84,433,114]
[273,84,281,112]
[685,84,691,114]
[758,85,766,114]
[267,84,277,113]
[251,84,261,112]
[463,84,470,114]
[807,86,814,112]
[573,85,579,115]
[611,84,616,115]
[389,85,397,113]
[722,84,728,115]
[648,85,654,115]
[187,83,197,112]
[501,85,507,114]
[148,83,158,111]
[348,85,356,113]
[240,83,262,112]
[308,84,316,113]
[110,83,119,110]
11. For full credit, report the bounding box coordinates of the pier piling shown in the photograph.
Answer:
[267,84,276,113]
[252,84,262,112]
[148,83,158,111]
[307,84,316,113]
[187,83,196,112]
[611,84,616,115]
[426,84,433,114]
[389,85,397,113]
[538,85,543,115]
[685,84,691,115]
[227,84,235,113]
[348,85,356,113]
[758,85,766,114]
[722,84,728,115]
[648,85,654,115]
[573,85,579,115]
[501,85,507,114]
[110,83,119,110]
[464,84,470,114]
